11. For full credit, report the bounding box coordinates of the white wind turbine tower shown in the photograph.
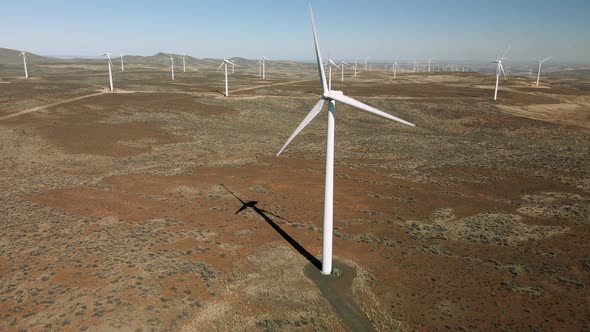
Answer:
[255,57,267,79]
[353,59,359,78]
[327,53,341,90]
[170,57,175,80]
[339,60,349,82]
[277,5,415,276]
[535,56,551,87]
[393,61,399,79]
[263,57,268,79]
[491,47,509,101]
[120,54,125,72]
[428,59,432,72]
[103,53,114,92]
[182,53,186,72]
[19,51,28,79]
[260,56,268,80]
[217,58,235,97]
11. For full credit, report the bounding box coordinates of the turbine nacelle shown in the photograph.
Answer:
[323,90,342,99]
[216,58,235,72]
[328,59,341,69]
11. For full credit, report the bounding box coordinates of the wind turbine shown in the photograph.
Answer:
[392,61,399,79]
[170,57,175,80]
[365,57,368,71]
[257,57,268,80]
[19,51,28,79]
[353,59,359,78]
[327,53,341,90]
[217,58,235,97]
[339,60,349,82]
[103,53,114,92]
[182,53,186,72]
[535,56,551,87]
[276,5,415,276]
[120,54,125,72]
[428,59,432,72]
[491,47,509,101]
[262,57,267,80]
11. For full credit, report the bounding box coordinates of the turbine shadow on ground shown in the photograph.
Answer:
[221,184,322,270]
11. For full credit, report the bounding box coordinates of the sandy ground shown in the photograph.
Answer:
[0,64,589,331]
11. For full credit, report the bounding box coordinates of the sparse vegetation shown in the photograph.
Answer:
[0,56,589,331]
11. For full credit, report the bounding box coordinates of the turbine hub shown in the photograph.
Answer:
[324,90,343,99]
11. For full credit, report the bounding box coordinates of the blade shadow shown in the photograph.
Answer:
[221,184,321,270]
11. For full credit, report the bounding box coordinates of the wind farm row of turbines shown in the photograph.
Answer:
[15,48,553,101]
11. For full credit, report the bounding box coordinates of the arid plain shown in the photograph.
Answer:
[1,51,589,331]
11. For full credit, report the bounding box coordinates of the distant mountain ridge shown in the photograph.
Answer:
[0,48,261,67]
[0,48,64,65]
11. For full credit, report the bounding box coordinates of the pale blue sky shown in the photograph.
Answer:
[1,0,589,62]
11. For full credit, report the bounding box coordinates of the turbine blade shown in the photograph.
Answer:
[216,62,224,72]
[500,46,510,60]
[309,5,329,94]
[235,205,248,215]
[500,63,507,78]
[277,98,326,156]
[329,60,341,69]
[327,92,415,127]
[542,56,552,63]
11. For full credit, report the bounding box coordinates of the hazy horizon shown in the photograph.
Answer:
[2,0,589,63]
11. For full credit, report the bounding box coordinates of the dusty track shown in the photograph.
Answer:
[0,91,107,121]
[231,79,314,93]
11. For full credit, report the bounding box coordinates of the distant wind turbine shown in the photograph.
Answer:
[393,61,399,79]
[182,53,186,72]
[491,47,509,101]
[535,56,551,87]
[19,51,28,79]
[339,60,349,82]
[120,54,125,72]
[327,53,341,90]
[170,57,175,80]
[103,53,114,92]
[217,58,235,97]
[277,5,415,276]
[255,57,268,80]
